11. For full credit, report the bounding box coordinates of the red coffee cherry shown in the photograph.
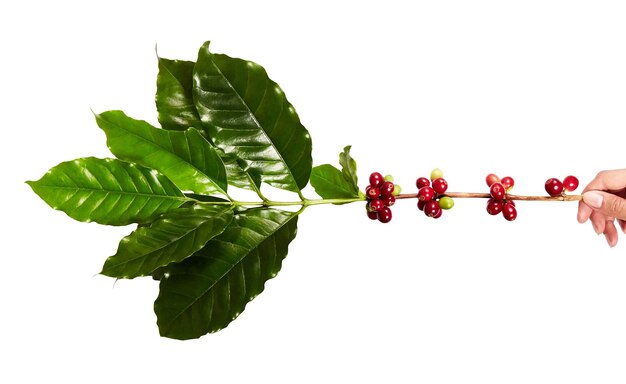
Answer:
[563,175,579,192]
[377,207,392,223]
[380,181,395,197]
[418,186,435,202]
[486,174,500,187]
[369,199,386,212]
[545,178,564,197]
[423,200,441,218]
[416,177,430,189]
[490,182,506,200]
[383,195,396,207]
[502,203,517,221]
[501,176,514,191]
[486,198,503,215]
[366,186,380,200]
[369,172,384,188]
[432,178,448,194]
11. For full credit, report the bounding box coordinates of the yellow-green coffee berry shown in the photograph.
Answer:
[439,196,454,210]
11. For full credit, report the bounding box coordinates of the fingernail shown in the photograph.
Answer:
[607,236,617,248]
[583,191,603,209]
[593,222,602,235]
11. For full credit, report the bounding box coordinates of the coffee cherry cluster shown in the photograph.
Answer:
[545,175,579,197]
[365,172,401,223]
[485,174,517,221]
[416,168,454,219]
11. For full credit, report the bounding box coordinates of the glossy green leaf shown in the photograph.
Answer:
[193,41,312,194]
[101,205,233,279]
[310,164,362,201]
[95,110,228,196]
[156,58,202,131]
[216,147,262,191]
[155,208,298,340]
[155,59,261,191]
[27,157,188,226]
[339,145,359,195]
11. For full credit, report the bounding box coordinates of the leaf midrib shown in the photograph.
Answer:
[106,210,230,272]
[206,53,302,194]
[32,184,189,201]
[162,213,296,331]
[103,116,227,196]
[106,223,200,274]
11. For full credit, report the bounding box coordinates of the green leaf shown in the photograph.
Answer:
[193,41,312,194]
[155,59,261,192]
[95,110,228,196]
[27,157,188,226]
[156,58,202,131]
[339,145,359,195]
[310,146,362,202]
[154,208,298,340]
[101,205,234,279]
[216,147,262,191]
[310,164,362,201]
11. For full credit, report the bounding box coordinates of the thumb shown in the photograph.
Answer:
[582,191,626,221]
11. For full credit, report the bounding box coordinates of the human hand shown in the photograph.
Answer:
[577,169,626,247]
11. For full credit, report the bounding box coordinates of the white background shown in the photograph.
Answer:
[2,1,626,383]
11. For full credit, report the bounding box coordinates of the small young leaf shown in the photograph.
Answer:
[154,208,298,340]
[101,205,234,279]
[310,164,362,202]
[95,110,228,196]
[27,157,189,226]
[156,58,202,131]
[339,145,359,195]
[155,59,261,192]
[193,41,312,194]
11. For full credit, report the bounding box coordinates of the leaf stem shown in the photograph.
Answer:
[395,192,582,202]
[195,197,366,207]
[192,192,581,209]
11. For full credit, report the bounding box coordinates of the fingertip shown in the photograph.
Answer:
[604,220,619,247]
[577,202,592,223]
[590,212,606,235]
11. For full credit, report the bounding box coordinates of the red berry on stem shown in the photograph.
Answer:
[417,200,426,211]
[432,178,448,194]
[545,178,564,197]
[366,186,380,199]
[486,198,503,215]
[369,199,386,212]
[367,210,378,220]
[501,176,514,191]
[563,175,579,192]
[380,181,395,197]
[418,186,435,201]
[502,203,517,221]
[486,174,500,187]
[378,207,392,223]
[490,182,506,200]
[369,172,384,188]
[416,177,430,189]
[383,195,396,207]
[424,200,441,217]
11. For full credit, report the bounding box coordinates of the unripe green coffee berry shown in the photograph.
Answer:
[430,168,443,181]
[439,196,454,210]
[392,184,401,196]
[384,174,394,182]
